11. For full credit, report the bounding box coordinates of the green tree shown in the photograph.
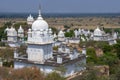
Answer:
[113,43,120,59]
[0,21,13,41]
[65,30,74,37]
[87,47,97,63]
[102,44,112,53]
[53,46,58,51]
[98,52,119,66]
[14,22,28,30]
[0,26,7,41]
[0,48,14,67]
[45,72,65,80]
[64,25,70,29]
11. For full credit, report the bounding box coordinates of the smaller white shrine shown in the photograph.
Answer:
[58,30,65,41]
[113,32,118,39]
[6,26,17,43]
[18,25,24,41]
[93,27,108,41]
[27,14,34,25]
[4,26,18,47]
[4,25,25,47]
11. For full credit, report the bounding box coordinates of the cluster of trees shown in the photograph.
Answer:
[65,30,74,37]
[79,40,108,48]
[0,47,14,67]
[0,67,65,80]
[14,22,28,30]
[72,63,120,80]
[84,39,120,80]
[64,25,70,29]
[103,28,120,34]
[72,65,109,80]
[0,22,11,41]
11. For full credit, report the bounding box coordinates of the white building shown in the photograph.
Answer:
[58,30,65,41]
[93,27,108,41]
[74,29,79,38]
[27,14,34,25]
[68,38,80,44]
[6,26,17,42]
[4,26,18,47]
[18,25,24,41]
[113,32,118,39]
[27,9,53,63]
[108,39,117,45]
[4,25,25,47]
[90,27,117,45]
[14,8,86,77]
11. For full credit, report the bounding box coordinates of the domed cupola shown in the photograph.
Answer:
[32,9,48,31]
[94,27,102,36]
[27,14,34,21]
[18,25,24,33]
[27,14,34,25]
[58,30,65,37]
[7,26,17,37]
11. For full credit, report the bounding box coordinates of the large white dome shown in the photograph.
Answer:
[32,14,49,30]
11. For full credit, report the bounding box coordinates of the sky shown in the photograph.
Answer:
[0,0,120,13]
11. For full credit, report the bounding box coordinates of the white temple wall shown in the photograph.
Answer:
[27,44,53,63]
[7,36,17,42]
[68,40,80,44]
[14,58,86,77]
[14,62,55,75]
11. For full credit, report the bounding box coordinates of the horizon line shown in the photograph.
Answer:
[0,12,120,14]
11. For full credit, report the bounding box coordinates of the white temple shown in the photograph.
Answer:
[67,29,80,44]
[55,27,118,45]
[27,14,34,25]
[4,25,25,47]
[4,26,18,47]
[6,26,17,43]
[58,30,65,41]
[27,9,53,63]
[4,3,119,77]
[113,32,118,39]
[93,27,108,41]
[18,25,24,41]
[14,8,86,77]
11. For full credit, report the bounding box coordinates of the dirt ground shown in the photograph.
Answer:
[0,17,120,29]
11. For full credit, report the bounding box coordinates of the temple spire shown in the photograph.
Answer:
[38,3,41,17]
[37,3,43,20]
